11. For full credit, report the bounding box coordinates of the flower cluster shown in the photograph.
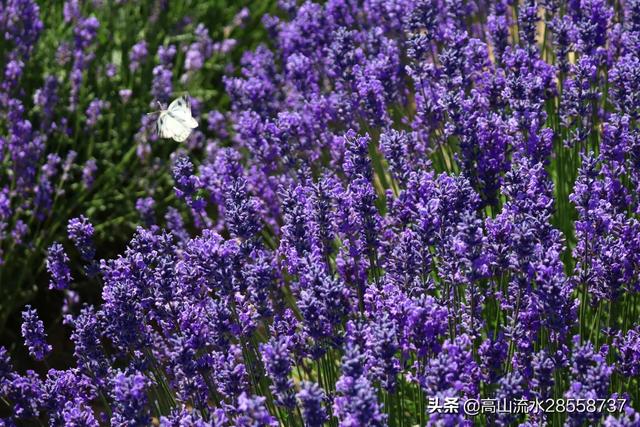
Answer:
[2,0,640,426]
[0,0,249,327]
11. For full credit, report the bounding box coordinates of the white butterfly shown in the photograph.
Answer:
[155,95,198,142]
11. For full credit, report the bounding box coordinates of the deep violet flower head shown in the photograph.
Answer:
[297,381,328,427]
[224,177,262,241]
[20,305,52,361]
[46,242,72,290]
[0,346,12,383]
[333,342,387,427]
[67,216,96,262]
[110,371,151,427]
[260,336,296,409]
[235,393,278,427]
[614,325,640,377]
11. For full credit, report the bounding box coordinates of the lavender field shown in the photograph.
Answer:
[2,0,640,425]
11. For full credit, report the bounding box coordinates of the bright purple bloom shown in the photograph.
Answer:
[21,305,52,361]
[46,243,72,290]
[110,371,151,427]
[614,326,640,377]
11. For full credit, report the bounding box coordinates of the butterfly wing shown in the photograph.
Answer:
[157,111,193,142]
[168,95,198,129]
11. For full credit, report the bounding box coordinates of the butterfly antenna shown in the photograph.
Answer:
[146,100,165,115]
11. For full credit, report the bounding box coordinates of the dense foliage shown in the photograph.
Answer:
[3,0,640,425]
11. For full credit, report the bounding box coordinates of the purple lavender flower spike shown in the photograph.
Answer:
[21,305,52,361]
[564,336,613,426]
[136,196,156,227]
[333,342,387,427]
[129,40,148,72]
[152,65,173,104]
[234,393,278,427]
[297,381,328,427]
[260,336,296,409]
[62,400,99,426]
[65,306,109,381]
[46,242,73,290]
[81,158,97,189]
[165,207,189,243]
[604,406,640,427]
[158,44,177,66]
[614,326,640,378]
[0,346,13,386]
[5,370,44,419]
[110,371,151,427]
[159,406,214,427]
[224,177,262,242]
[67,216,96,262]
[85,99,107,128]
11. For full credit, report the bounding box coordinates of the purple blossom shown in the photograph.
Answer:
[5,370,44,419]
[46,242,72,290]
[224,177,261,241]
[119,88,132,103]
[297,382,328,427]
[234,393,278,427]
[152,65,173,104]
[564,336,614,426]
[65,306,109,380]
[2,0,43,58]
[158,44,176,66]
[614,326,640,377]
[604,406,640,427]
[0,346,13,385]
[110,371,151,427]
[160,406,217,427]
[21,305,52,361]
[43,369,95,425]
[184,24,213,73]
[333,342,387,427]
[85,98,107,128]
[3,0,640,424]
[129,40,148,72]
[260,336,295,408]
[82,158,97,189]
[165,207,189,242]
[297,255,352,357]
[70,16,100,110]
[62,400,99,426]
[136,196,156,226]
[67,216,96,263]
